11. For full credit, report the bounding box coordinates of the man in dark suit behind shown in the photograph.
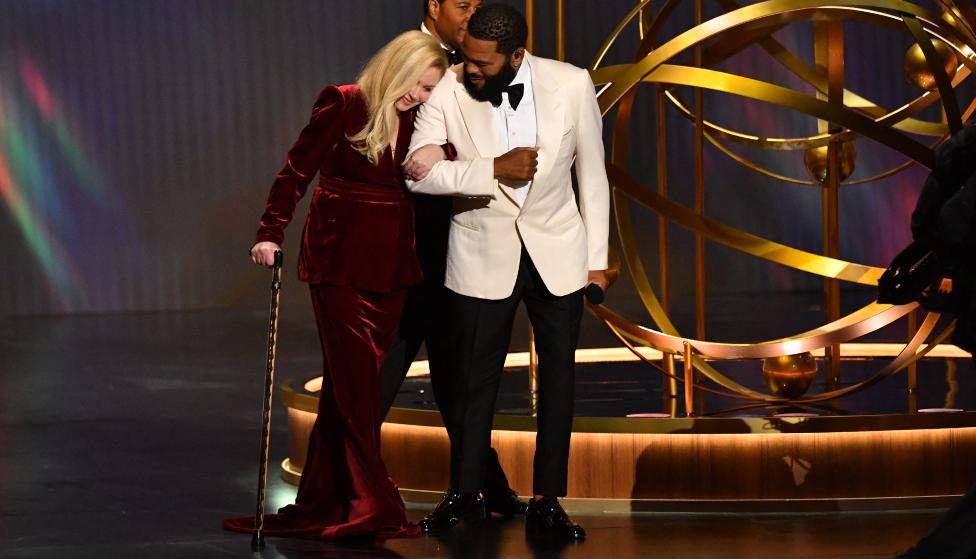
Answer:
[896,126,976,559]
[379,0,527,521]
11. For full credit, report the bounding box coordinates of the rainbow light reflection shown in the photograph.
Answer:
[0,51,116,312]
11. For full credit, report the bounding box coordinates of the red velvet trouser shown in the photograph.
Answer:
[224,284,416,539]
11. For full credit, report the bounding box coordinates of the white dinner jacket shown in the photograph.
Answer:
[406,53,609,300]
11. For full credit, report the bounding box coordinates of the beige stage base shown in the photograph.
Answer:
[280,346,976,513]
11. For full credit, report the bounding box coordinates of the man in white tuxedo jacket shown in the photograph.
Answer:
[403,4,609,541]
[381,0,527,521]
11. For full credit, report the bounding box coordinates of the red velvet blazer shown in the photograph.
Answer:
[255,85,423,293]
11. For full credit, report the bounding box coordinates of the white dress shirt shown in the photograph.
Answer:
[420,22,451,51]
[492,58,537,206]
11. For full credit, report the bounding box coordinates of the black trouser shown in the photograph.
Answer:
[448,249,583,497]
[379,280,448,418]
[379,195,512,498]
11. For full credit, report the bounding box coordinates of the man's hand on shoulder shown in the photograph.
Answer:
[494,147,539,182]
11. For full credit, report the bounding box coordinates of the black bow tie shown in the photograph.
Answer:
[489,83,525,110]
[445,49,462,65]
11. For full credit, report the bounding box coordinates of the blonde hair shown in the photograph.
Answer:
[349,31,448,164]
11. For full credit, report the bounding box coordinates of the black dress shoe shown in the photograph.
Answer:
[419,490,486,532]
[485,489,529,518]
[526,496,586,541]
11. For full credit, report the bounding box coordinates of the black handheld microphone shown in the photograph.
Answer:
[585,283,605,304]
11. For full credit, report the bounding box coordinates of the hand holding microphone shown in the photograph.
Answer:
[585,269,611,304]
[585,283,605,304]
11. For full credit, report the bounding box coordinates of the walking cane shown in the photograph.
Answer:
[252,249,283,550]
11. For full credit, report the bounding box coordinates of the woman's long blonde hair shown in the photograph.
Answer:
[348,31,448,165]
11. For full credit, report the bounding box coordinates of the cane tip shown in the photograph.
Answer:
[251,531,265,550]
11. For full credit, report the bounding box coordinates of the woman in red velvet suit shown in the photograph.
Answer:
[224,31,448,539]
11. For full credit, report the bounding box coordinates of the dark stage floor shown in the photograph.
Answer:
[0,295,966,558]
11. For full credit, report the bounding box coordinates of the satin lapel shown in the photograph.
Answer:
[454,80,521,207]
[455,85,500,159]
[522,55,564,212]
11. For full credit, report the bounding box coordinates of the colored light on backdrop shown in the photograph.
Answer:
[0,50,119,312]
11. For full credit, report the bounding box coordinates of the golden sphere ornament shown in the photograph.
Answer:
[803,141,857,183]
[941,7,962,30]
[762,352,819,399]
[904,40,958,91]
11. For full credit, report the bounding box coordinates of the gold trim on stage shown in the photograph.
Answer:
[280,376,976,434]
[390,343,968,377]
[280,377,976,508]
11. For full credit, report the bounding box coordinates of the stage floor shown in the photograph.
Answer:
[0,295,968,557]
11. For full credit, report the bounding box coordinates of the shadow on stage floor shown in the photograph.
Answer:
[0,291,962,558]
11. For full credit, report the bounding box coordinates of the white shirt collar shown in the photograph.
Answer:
[509,55,531,88]
[420,22,451,52]
[491,55,537,206]
[502,55,532,108]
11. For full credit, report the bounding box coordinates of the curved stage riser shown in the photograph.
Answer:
[284,408,976,507]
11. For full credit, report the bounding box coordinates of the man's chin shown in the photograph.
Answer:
[461,76,485,93]
[463,78,488,101]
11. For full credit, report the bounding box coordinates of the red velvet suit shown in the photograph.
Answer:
[224,84,420,539]
[255,84,422,291]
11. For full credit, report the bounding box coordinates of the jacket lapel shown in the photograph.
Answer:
[454,79,500,159]
[454,74,522,207]
[521,54,564,212]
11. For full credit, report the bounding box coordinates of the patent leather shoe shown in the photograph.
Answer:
[526,496,586,541]
[485,489,529,518]
[419,490,486,532]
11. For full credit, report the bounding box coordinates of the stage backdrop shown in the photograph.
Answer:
[0,0,957,316]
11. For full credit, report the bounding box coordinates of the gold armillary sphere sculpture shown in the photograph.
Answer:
[586,0,976,412]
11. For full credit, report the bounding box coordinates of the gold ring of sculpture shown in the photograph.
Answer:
[587,0,972,403]
[591,1,976,185]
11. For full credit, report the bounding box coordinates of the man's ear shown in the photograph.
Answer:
[511,47,525,67]
[428,0,441,19]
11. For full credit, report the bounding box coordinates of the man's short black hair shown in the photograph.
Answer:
[423,0,446,16]
[467,3,527,56]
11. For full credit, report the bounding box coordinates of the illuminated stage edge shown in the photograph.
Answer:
[280,348,976,513]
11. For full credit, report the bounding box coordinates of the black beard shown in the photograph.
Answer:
[463,61,518,103]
